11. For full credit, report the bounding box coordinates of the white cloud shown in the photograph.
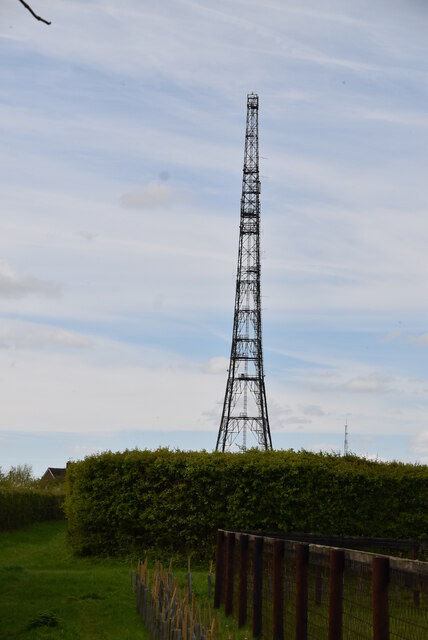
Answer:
[75,230,96,242]
[202,356,229,374]
[9,0,423,89]
[0,322,93,350]
[408,333,428,347]
[409,431,428,464]
[0,0,426,464]
[71,444,103,457]
[0,342,224,433]
[284,417,312,426]
[0,261,59,299]
[300,404,326,417]
[343,376,392,394]
[346,106,428,128]
[381,329,402,344]
[265,398,293,430]
[121,182,176,210]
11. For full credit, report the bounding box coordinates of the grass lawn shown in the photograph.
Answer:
[2,521,425,640]
[0,520,148,640]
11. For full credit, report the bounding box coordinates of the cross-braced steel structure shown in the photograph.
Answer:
[216,93,272,452]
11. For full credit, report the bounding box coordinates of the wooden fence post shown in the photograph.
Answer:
[252,536,264,639]
[214,530,225,609]
[372,556,389,640]
[328,549,344,640]
[224,532,236,616]
[295,543,309,640]
[238,534,249,627]
[273,539,285,640]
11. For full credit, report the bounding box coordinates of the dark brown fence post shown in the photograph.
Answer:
[214,529,225,609]
[273,540,285,640]
[238,534,249,627]
[328,549,344,640]
[224,532,236,616]
[252,536,264,639]
[295,543,309,640]
[372,556,389,640]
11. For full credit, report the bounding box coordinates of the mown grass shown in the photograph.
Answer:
[0,520,148,640]
[4,521,422,640]
[0,521,241,640]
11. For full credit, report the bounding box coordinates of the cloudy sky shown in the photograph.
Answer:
[1,0,427,475]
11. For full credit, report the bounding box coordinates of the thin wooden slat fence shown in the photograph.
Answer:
[214,530,428,640]
[134,558,220,640]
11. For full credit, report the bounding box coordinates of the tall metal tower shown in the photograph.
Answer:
[216,93,272,452]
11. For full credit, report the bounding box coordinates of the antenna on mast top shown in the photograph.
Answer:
[344,418,349,456]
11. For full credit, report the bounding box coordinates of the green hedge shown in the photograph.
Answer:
[64,449,428,556]
[0,487,64,531]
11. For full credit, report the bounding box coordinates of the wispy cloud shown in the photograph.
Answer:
[381,329,402,344]
[202,356,229,375]
[408,333,428,347]
[71,444,103,457]
[347,107,428,128]
[121,182,177,210]
[300,404,326,417]
[0,0,426,465]
[409,431,428,464]
[0,322,93,350]
[284,417,312,426]
[0,261,59,299]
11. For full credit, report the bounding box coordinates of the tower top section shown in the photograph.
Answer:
[247,93,258,107]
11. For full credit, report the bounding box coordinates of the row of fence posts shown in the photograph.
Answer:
[133,557,237,640]
[213,530,393,640]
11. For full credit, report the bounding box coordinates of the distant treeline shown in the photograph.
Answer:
[0,488,64,531]
[0,464,65,531]
[64,449,428,556]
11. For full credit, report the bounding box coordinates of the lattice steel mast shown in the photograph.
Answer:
[216,93,272,452]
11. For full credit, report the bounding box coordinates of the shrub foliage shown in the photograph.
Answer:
[0,463,64,531]
[64,449,428,556]
[0,487,64,531]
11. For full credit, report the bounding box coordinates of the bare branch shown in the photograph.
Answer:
[18,0,51,25]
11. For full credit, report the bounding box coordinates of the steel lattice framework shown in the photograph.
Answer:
[216,93,272,452]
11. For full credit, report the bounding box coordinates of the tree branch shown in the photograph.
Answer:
[18,0,51,25]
